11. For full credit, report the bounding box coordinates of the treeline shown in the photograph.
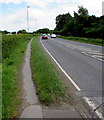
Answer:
[54,6,104,39]
[0,29,34,34]
[35,28,52,33]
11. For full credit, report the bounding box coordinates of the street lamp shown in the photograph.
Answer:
[27,6,30,34]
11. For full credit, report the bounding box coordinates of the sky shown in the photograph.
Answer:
[0,0,104,32]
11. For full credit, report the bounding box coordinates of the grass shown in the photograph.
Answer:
[0,63,2,119]
[2,34,34,118]
[0,33,2,118]
[31,35,69,105]
[58,35,103,46]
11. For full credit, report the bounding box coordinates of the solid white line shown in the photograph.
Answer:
[40,38,102,119]
[40,38,81,91]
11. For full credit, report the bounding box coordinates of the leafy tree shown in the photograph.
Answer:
[54,13,72,31]
[17,29,27,34]
[78,6,89,17]
[85,16,104,38]
[1,30,10,34]
[72,6,89,36]
[36,28,51,33]
[11,32,16,34]
[54,6,104,38]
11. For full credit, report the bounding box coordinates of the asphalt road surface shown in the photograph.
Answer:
[41,37,103,117]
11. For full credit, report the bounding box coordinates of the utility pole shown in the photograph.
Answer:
[27,6,30,34]
[35,17,37,32]
[102,1,104,15]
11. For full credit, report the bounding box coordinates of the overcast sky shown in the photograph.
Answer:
[0,0,103,32]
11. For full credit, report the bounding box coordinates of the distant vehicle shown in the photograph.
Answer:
[51,34,56,38]
[41,34,48,39]
[7,33,12,35]
[48,34,50,36]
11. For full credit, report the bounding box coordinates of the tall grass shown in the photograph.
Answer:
[58,36,103,46]
[2,34,34,118]
[0,63,2,119]
[0,33,2,118]
[31,36,68,105]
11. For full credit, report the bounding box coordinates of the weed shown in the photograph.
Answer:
[31,36,68,105]
[2,34,34,118]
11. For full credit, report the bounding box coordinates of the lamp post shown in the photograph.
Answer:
[27,6,30,34]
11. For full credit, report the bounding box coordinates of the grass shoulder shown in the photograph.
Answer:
[31,36,70,106]
[58,35,103,46]
[0,63,2,119]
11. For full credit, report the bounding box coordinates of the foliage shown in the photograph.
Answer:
[54,13,72,32]
[11,31,16,34]
[54,6,104,39]
[58,35,103,46]
[2,34,31,59]
[17,29,27,34]
[36,28,52,34]
[0,64,1,119]
[0,30,10,34]
[31,36,69,105]
[2,34,34,118]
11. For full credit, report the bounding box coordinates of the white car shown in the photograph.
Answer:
[48,34,50,36]
[51,34,56,38]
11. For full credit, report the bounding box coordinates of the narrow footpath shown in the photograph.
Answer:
[19,39,88,118]
[20,39,43,118]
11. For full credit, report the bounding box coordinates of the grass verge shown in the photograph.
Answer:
[31,36,69,105]
[0,63,2,119]
[2,35,34,118]
[58,35,103,46]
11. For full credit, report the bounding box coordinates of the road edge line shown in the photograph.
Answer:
[40,37,102,119]
[40,38,81,91]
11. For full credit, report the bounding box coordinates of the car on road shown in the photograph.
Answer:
[48,34,50,36]
[41,34,48,39]
[51,34,56,38]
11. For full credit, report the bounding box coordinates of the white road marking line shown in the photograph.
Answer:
[82,52,104,62]
[40,38,81,91]
[40,38,103,118]
[64,42,103,62]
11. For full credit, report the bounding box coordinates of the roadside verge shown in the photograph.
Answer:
[40,37,102,119]
[31,36,70,105]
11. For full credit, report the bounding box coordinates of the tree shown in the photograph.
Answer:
[2,30,10,34]
[72,6,89,36]
[78,6,89,17]
[11,32,16,34]
[54,6,103,38]
[36,28,51,33]
[17,29,27,34]
[54,13,72,31]
[60,19,74,36]
[85,16,104,38]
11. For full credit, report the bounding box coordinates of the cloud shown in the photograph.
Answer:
[0,0,26,4]
[0,0,103,32]
[1,8,27,31]
[76,0,103,16]
[1,0,77,32]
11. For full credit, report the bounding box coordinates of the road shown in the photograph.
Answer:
[40,37,103,117]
